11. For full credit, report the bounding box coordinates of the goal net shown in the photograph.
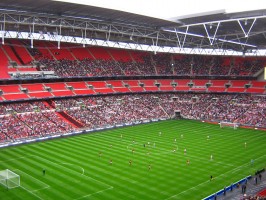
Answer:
[0,169,20,189]
[220,122,238,130]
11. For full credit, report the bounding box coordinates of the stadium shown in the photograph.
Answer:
[0,0,265,199]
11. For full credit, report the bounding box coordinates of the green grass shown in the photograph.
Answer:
[0,119,265,200]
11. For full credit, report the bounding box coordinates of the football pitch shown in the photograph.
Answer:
[0,119,265,200]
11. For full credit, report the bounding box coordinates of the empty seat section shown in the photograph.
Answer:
[138,80,157,91]
[174,79,190,91]
[17,67,37,71]
[175,86,190,91]
[44,83,67,91]
[21,84,44,91]
[129,87,144,92]
[29,91,53,98]
[208,80,227,92]
[123,80,140,87]
[112,87,130,93]
[67,82,88,89]
[7,68,17,72]
[190,87,206,91]
[175,79,191,86]
[38,47,53,59]
[71,47,93,59]
[0,47,9,67]
[158,79,172,86]
[106,80,124,87]
[160,86,174,91]
[2,45,21,65]
[108,48,132,62]
[11,40,32,64]
[193,80,209,86]
[250,81,265,88]
[88,47,112,60]
[0,48,10,79]
[52,91,75,96]
[3,93,28,100]
[144,86,158,91]
[139,80,155,86]
[88,81,106,88]
[230,80,249,87]
[0,85,21,93]
[129,51,147,63]
[74,89,95,95]
[48,47,75,60]
[35,41,53,58]
[208,87,225,92]
[227,87,245,93]
[94,88,114,94]
[246,88,265,93]
[210,80,228,86]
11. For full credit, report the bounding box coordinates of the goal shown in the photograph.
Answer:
[0,169,20,189]
[220,122,238,130]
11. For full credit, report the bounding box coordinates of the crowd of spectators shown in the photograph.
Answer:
[34,52,266,78]
[159,93,266,127]
[0,101,50,115]
[0,101,76,143]
[65,94,168,129]
[0,114,33,142]
[151,53,172,75]
[190,55,212,75]
[0,93,265,144]
[43,93,266,130]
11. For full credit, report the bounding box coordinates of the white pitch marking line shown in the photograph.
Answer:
[32,185,50,192]
[34,155,113,188]
[165,154,266,200]
[74,186,113,200]
[12,169,50,190]
[0,154,35,163]
[165,180,210,200]
[60,163,85,175]
[20,185,44,200]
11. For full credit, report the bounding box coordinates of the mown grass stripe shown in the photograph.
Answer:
[0,120,265,200]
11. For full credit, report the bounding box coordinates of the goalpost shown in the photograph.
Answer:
[220,122,239,130]
[0,169,20,189]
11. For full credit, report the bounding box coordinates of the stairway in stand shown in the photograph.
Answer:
[44,100,56,109]
[56,111,85,128]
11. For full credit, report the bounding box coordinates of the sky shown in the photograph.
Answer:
[53,0,266,20]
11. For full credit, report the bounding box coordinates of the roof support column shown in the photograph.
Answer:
[203,22,220,45]
[237,18,257,38]
[31,21,34,48]
[1,14,5,45]
[174,28,181,48]
[182,26,189,48]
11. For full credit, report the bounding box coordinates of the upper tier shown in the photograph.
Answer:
[0,39,265,79]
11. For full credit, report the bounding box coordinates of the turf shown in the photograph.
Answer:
[0,119,265,200]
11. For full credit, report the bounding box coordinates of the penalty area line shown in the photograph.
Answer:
[0,154,36,163]
[20,185,44,200]
[60,163,85,175]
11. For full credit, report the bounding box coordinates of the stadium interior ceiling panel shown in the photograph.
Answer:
[1,0,266,52]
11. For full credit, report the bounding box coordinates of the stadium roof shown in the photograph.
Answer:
[1,0,266,55]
